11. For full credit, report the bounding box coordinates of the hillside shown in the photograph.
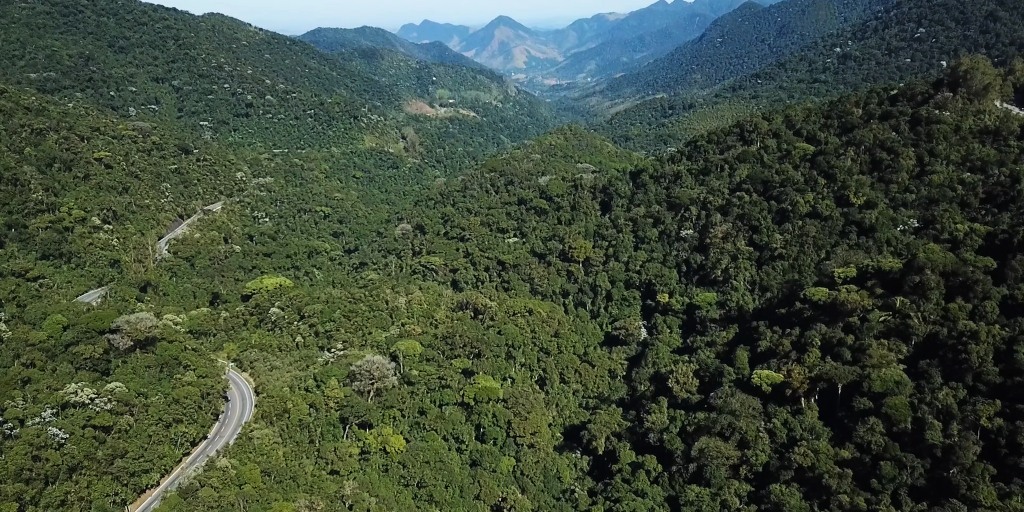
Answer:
[543,11,627,56]
[602,0,892,99]
[297,26,486,69]
[0,0,559,171]
[5,0,1024,510]
[601,0,1024,150]
[150,62,1024,511]
[0,84,241,511]
[548,0,752,82]
[457,16,563,72]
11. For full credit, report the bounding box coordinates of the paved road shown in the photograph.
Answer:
[134,367,255,512]
[74,201,225,304]
[997,100,1024,117]
[157,201,226,258]
[74,286,109,306]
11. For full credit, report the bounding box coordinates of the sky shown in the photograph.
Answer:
[147,0,667,34]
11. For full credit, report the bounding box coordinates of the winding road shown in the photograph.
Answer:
[74,286,110,306]
[134,366,255,512]
[75,201,226,305]
[66,200,251,509]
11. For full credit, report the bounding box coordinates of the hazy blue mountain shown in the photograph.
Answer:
[455,16,563,72]
[395,0,762,81]
[548,0,756,81]
[396,19,472,47]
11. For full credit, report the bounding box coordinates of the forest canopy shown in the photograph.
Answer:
[1,0,1023,510]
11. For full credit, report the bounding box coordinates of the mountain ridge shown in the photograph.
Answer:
[395,0,762,82]
[297,26,486,69]
[396,19,472,47]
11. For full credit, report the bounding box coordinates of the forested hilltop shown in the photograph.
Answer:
[2,0,1024,510]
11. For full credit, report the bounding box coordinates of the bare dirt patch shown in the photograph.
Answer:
[403,99,479,119]
[403,99,437,116]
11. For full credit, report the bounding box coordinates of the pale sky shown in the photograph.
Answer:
[147,0,667,34]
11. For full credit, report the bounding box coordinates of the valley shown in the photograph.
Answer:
[1,0,1023,511]
[397,0,776,94]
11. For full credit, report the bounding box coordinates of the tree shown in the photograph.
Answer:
[751,369,785,394]
[243,275,295,299]
[463,374,503,405]
[105,312,160,350]
[349,354,398,402]
[390,340,423,373]
[565,236,594,272]
[947,55,1010,103]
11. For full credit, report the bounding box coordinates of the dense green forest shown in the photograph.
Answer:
[40,59,1021,512]
[600,0,1024,150]
[0,0,558,172]
[2,0,1024,510]
[296,27,487,70]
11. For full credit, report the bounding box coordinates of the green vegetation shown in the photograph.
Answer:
[2,0,1024,510]
[600,0,1024,150]
[0,304,223,510]
[297,27,486,69]
[0,0,559,172]
[168,62,1024,511]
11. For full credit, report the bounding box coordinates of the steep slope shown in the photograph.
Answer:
[0,0,559,170]
[725,0,1024,101]
[0,84,240,512]
[162,63,1024,512]
[549,0,753,81]
[406,69,1024,511]
[544,11,628,56]
[397,19,472,48]
[602,0,1024,149]
[392,1,761,82]
[434,0,761,81]
[604,0,891,98]
[298,26,486,69]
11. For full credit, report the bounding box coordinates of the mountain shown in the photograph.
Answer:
[7,0,1024,510]
[456,15,563,73]
[604,0,892,98]
[398,0,759,81]
[161,64,1024,511]
[544,11,628,55]
[600,0,1024,149]
[0,0,559,171]
[397,19,472,47]
[297,26,485,69]
[549,0,755,81]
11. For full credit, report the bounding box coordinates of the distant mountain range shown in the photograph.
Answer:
[396,0,778,83]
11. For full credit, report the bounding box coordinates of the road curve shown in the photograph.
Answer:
[134,366,255,512]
